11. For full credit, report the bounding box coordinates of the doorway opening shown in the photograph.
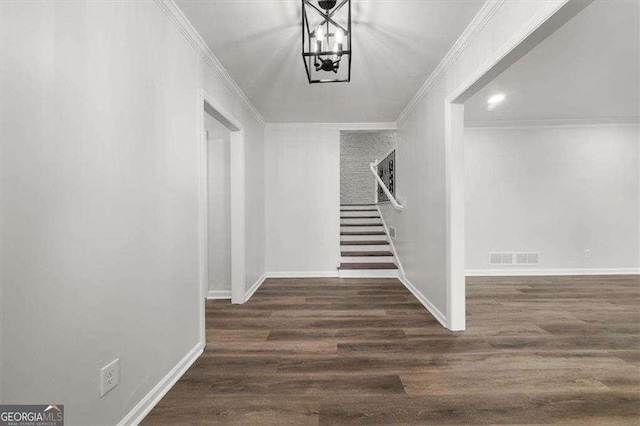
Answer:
[205,110,232,300]
[445,0,637,330]
[198,90,246,342]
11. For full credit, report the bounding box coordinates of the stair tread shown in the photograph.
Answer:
[341,251,394,257]
[341,240,388,246]
[341,223,383,227]
[338,262,398,270]
[341,204,376,206]
[341,231,386,236]
[340,209,378,212]
[340,216,380,219]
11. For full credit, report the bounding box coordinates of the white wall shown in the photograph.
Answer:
[379,1,573,324]
[0,1,265,424]
[465,124,639,273]
[265,125,340,275]
[206,115,232,294]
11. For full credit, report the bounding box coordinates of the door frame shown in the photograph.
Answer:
[443,0,593,331]
[198,88,246,341]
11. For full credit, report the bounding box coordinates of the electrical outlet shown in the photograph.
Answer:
[584,249,591,259]
[100,358,120,397]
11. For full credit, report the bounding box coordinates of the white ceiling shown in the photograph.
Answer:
[465,0,639,123]
[175,0,484,123]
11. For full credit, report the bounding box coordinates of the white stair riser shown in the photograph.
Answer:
[341,218,382,225]
[339,269,399,278]
[340,211,379,217]
[341,226,384,232]
[340,256,395,263]
[341,235,387,242]
[341,244,390,251]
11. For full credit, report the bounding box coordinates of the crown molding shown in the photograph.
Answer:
[465,116,640,129]
[155,0,266,126]
[396,0,506,126]
[339,122,398,131]
[265,122,398,131]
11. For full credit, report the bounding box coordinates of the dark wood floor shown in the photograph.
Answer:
[144,275,639,425]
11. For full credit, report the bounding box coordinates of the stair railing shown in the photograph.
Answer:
[370,160,405,211]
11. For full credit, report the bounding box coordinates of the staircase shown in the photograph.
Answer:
[339,204,399,278]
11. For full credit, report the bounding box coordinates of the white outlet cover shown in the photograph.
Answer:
[100,358,120,397]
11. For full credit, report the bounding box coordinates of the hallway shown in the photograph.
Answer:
[144,276,639,425]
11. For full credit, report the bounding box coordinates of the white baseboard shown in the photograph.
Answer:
[397,275,448,330]
[244,273,267,301]
[206,290,231,299]
[119,340,204,425]
[465,268,640,277]
[265,271,339,278]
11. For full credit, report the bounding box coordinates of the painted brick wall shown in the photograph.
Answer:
[340,131,396,204]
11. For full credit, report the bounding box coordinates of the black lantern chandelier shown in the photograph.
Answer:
[302,0,352,83]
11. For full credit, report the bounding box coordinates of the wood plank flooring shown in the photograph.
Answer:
[143,275,639,425]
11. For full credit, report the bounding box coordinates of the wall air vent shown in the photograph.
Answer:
[489,252,539,266]
[489,252,513,265]
[388,226,396,239]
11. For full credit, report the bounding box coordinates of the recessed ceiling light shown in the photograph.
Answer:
[487,93,506,105]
